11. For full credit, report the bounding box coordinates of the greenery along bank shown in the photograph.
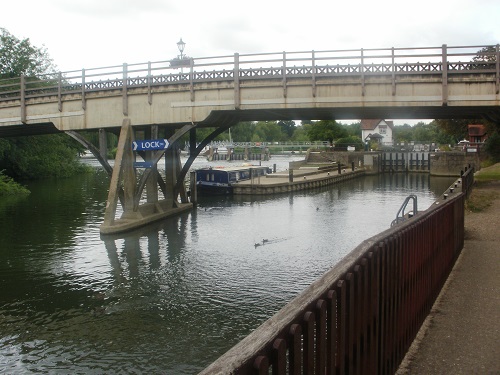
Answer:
[0,28,89,196]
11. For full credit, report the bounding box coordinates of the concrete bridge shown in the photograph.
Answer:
[0,44,498,234]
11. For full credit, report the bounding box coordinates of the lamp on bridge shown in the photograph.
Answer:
[177,38,186,60]
[177,38,186,73]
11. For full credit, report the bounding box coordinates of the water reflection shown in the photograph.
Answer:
[0,171,457,374]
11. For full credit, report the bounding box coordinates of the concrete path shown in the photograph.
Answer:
[397,182,500,375]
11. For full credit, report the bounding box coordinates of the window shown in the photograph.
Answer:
[379,125,387,134]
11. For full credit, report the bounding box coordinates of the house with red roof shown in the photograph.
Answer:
[361,119,394,146]
[467,124,488,144]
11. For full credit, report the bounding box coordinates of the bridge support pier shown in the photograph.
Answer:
[100,119,192,235]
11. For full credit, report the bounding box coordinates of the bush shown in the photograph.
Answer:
[484,132,500,162]
[0,134,90,179]
[0,170,30,196]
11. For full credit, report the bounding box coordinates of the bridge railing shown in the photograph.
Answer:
[0,44,498,102]
[199,168,473,374]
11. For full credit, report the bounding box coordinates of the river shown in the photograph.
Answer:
[0,155,457,374]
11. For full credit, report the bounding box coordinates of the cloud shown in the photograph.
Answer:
[2,0,498,72]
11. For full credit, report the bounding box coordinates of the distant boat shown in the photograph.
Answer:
[195,165,271,195]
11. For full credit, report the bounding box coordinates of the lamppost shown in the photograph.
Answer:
[177,38,186,73]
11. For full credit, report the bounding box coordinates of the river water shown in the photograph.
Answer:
[0,155,456,374]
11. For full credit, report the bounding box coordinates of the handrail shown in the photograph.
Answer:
[391,194,418,226]
[1,44,498,103]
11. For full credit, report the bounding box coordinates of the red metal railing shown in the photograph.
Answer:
[200,168,473,375]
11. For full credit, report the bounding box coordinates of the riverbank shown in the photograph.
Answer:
[396,166,500,374]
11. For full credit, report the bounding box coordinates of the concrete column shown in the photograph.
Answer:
[99,129,108,160]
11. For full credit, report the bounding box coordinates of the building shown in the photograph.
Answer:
[361,119,394,146]
[467,124,488,144]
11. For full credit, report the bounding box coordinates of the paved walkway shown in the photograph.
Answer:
[397,181,500,375]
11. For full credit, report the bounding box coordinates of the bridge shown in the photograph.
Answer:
[0,44,498,234]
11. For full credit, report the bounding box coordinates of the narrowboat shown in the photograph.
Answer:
[195,165,271,195]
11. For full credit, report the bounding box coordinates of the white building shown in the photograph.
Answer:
[361,119,394,146]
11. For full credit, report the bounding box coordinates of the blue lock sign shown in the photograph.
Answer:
[132,139,169,151]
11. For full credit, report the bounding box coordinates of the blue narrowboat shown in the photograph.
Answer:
[195,166,271,195]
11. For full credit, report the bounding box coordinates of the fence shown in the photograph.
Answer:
[1,44,498,103]
[200,167,474,374]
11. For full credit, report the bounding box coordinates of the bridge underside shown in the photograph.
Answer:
[1,104,498,138]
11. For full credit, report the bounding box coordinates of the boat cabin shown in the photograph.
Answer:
[195,166,270,195]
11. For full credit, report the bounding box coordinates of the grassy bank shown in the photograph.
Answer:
[465,163,500,212]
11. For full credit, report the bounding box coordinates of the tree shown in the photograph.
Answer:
[277,120,296,138]
[230,122,255,142]
[306,120,347,143]
[469,46,497,70]
[335,136,364,150]
[290,125,310,142]
[434,119,469,142]
[342,122,361,137]
[484,132,500,162]
[0,29,86,183]
[0,28,57,78]
[0,134,88,179]
[253,121,287,142]
[393,124,414,143]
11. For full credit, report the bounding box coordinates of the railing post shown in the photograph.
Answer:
[20,74,26,124]
[147,61,152,105]
[312,50,316,97]
[57,72,62,112]
[442,44,448,106]
[122,63,128,116]
[234,53,240,109]
[81,68,86,110]
[190,58,195,101]
[282,51,287,98]
[391,47,396,96]
[361,48,366,96]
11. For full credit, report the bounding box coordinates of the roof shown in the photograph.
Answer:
[360,119,394,130]
[366,133,383,139]
[468,124,487,137]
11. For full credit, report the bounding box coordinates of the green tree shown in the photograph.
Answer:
[0,29,86,186]
[0,134,88,179]
[0,28,57,78]
[0,170,30,196]
[290,125,310,142]
[230,122,255,142]
[342,122,361,137]
[253,121,287,142]
[277,120,296,138]
[335,135,364,150]
[393,124,414,143]
[484,132,500,162]
[306,120,347,143]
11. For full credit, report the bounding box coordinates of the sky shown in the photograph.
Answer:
[2,0,499,125]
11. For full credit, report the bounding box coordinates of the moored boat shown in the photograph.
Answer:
[195,165,271,195]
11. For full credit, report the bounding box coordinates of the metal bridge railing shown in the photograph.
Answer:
[1,44,498,103]
[200,167,473,375]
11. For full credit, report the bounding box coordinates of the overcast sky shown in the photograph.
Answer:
[2,0,499,124]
